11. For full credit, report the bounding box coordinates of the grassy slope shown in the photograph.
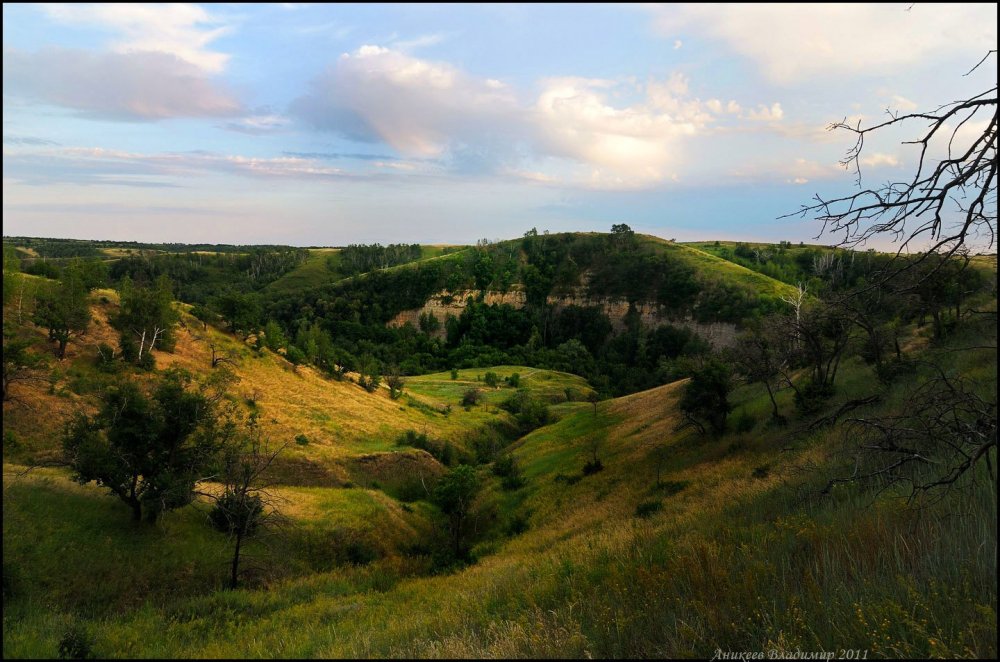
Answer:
[263,245,465,297]
[4,312,995,657]
[644,236,799,300]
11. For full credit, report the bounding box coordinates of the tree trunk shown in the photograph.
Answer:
[130,500,142,522]
[764,380,780,421]
[57,338,68,359]
[230,533,243,589]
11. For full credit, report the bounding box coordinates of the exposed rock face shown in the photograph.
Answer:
[388,288,739,348]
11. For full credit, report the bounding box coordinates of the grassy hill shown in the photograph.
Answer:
[4,313,995,657]
[2,238,996,658]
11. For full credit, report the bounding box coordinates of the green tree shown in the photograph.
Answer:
[62,369,220,522]
[432,465,482,559]
[679,358,733,435]
[115,276,179,365]
[214,291,261,337]
[33,262,91,359]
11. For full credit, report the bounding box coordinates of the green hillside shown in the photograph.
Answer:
[4,312,995,657]
[3,233,996,658]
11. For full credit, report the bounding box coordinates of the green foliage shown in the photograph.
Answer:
[33,262,91,359]
[461,388,482,407]
[262,320,287,352]
[57,623,93,659]
[114,276,179,364]
[450,368,459,380]
[295,434,309,446]
[733,409,756,434]
[95,343,117,373]
[505,372,520,388]
[386,372,405,400]
[213,291,261,336]
[61,369,220,522]
[500,389,550,434]
[483,371,500,388]
[432,465,482,559]
[491,455,525,491]
[680,358,733,435]
[794,379,835,415]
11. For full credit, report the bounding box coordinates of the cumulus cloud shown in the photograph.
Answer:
[292,46,769,188]
[39,3,232,73]
[745,103,784,122]
[532,76,710,187]
[292,45,521,156]
[3,48,242,120]
[647,4,998,84]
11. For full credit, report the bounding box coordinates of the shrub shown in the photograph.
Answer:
[450,368,459,380]
[492,454,525,490]
[461,388,482,407]
[582,458,604,475]
[57,624,94,660]
[95,342,117,372]
[295,433,309,446]
[794,379,835,414]
[635,500,663,518]
[505,513,530,536]
[734,409,756,434]
[505,372,520,388]
[483,371,500,388]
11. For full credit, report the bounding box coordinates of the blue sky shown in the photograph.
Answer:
[3,3,996,246]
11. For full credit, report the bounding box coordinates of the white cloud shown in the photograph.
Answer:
[673,39,683,50]
[39,3,233,73]
[745,103,784,122]
[647,4,998,84]
[3,48,242,120]
[3,144,351,186]
[292,45,521,156]
[532,76,710,187]
[221,113,291,135]
[889,95,918,112]
[292,47,795,189]
[860,152,899,168]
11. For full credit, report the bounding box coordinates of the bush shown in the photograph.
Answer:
[582,458,604,475]
[483,371,500,388]
[295,433,309,446]
[505,513,530,536]
[505,372,520,388]
[500,390,550,433]
[492,454,525,490]
[57,624,94,659]
[634,500,663,518]
[794,379,835,414]
[461,388,482,407]
[734,409,756,434]
[95,342,117,372]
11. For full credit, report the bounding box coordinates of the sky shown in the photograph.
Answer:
[3,3,997,247]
